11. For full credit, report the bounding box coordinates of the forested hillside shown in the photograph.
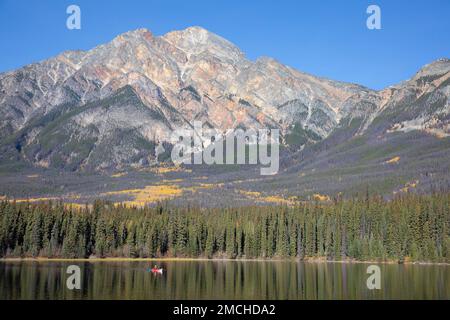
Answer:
[1,194,449,262]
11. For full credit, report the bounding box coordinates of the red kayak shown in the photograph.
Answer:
[151,268,163,274]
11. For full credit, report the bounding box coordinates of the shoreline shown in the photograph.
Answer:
[1,257,449,266]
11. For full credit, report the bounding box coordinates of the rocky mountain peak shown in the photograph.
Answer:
[162,26,245,63]
[112,28,154,44]
[412,58,450,82]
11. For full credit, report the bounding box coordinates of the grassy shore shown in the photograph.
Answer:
[1,257,449,266]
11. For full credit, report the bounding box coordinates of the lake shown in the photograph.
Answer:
[0,260,448,300]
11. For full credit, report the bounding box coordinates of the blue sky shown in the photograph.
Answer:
[0,0,449,90]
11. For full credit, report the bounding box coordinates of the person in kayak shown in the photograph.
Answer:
[149,265,163,274]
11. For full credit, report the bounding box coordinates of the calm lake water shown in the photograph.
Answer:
[0,260,448,300]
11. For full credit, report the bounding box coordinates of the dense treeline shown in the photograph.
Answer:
[0,193,449,262]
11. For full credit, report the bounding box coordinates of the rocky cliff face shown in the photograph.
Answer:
[0,27,448,171]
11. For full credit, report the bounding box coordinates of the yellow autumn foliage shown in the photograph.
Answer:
[238,190,297,206]
[105,185,183,207]
[146,166,192,174]
[385,156,400,164]
[398,180,420,193]
[14,197,59,203]
[238,190,261,197]
[111,172,127,178]
[313,194,330,202]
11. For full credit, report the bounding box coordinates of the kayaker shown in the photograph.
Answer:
[151,265,163,274]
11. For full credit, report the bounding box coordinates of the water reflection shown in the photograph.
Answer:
[0,261,448,300]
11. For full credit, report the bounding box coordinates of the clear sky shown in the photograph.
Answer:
[1,0,449,90]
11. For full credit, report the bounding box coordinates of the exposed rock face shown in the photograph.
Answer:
[0,27,448,171]
[374,59,450,138]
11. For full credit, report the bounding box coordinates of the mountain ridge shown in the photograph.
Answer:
[0,26,449,175]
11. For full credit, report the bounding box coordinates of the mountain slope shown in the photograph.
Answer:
[0,27,449,183]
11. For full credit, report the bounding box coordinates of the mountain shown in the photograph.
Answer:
[0,27,377,170]
[0,27,449,201]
